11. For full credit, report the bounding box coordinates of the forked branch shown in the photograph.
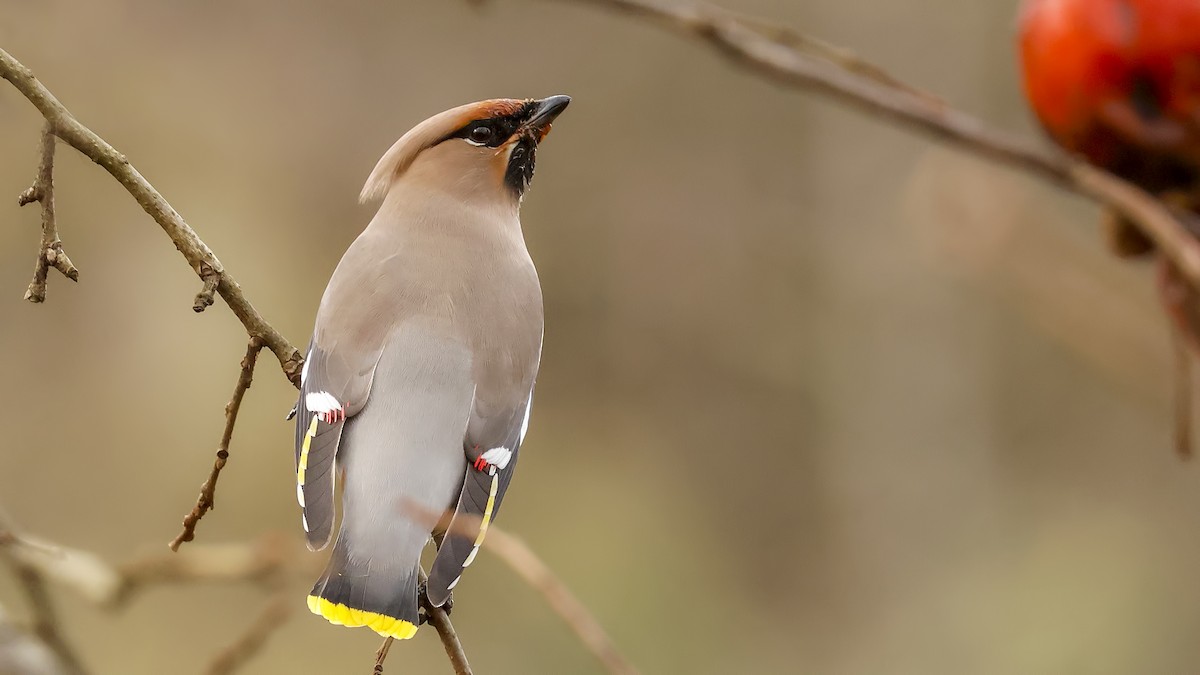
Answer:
[0,47,302,382]
[17,123,78,303]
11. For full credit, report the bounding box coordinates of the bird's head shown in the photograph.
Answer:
[361,96,571,206]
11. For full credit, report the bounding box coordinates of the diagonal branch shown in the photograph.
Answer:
[404,506,638,675]
[205,593,292,675]
[0,48,302,550]
[17,123,79,303]
[372,636,393,675]
[1,528,302,610]
[507,0,1200,291]
[0,47,302,383]
[374,568,472,675]
[170,337,265,551]
[419,568,471,675]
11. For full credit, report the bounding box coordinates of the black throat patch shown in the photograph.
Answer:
[505,135,537,196]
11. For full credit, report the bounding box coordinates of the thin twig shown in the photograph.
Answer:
[205,593,292,675]
[409,506,637,675]
[0,48,305,551]
[419,568,472,675]
[17,123,78,303]
[3,526,303,609]
[170,337,265,551]
[375,568,472,675]
[709,5,943,104]
[501,0,1200,292]
[373,636,393,675]
[0,48,302,382]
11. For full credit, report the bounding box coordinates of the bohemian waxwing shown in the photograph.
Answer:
[292,95,570,640]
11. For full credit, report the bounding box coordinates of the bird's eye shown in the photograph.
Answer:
[469,126,494,144]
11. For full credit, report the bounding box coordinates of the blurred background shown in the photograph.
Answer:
[1,0,1198,673]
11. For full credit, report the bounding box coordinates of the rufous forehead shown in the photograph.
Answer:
[449,99,531,126]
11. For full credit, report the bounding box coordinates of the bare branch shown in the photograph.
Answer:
[502,0,1200,292]
[407,506,637,675]
[2,529,304,609]
[17,123,78,303]
[373,636,393,675]
[113,536,305,606]
[205,594,292,675]
[374,567,472,675]
[419,568,471,675]
[170,338,266,551]
[0,47,302,383]
[2,535,121,608]
[3,523,476,675]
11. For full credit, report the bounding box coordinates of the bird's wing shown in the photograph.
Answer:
[426,391,533,604]
[294,338,380,550]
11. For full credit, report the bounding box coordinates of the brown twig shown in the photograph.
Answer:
[708,5,942,104]
[419,568,472,675]
[3,528,302,609]
[170,337,265,551]
[0,47,302,383]
[17,123,78,303]
[373,567,472,675]
[409,506,637,675]
[205,593,292,675]
[497,0,1200,292]
[114,536,304,606]
[372,636,393,675]
[0,45,304,557]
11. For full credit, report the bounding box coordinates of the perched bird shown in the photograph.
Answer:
[293,95,570,639]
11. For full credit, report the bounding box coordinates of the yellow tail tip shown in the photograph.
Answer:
[306,595,419,640]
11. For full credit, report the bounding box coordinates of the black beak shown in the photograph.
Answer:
[524,95,571,135]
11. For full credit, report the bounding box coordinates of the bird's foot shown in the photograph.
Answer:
[416,580,453,625]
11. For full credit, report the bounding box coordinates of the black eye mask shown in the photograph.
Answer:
[451,114,525,148]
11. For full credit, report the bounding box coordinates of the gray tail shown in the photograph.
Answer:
[307,534,421,640]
